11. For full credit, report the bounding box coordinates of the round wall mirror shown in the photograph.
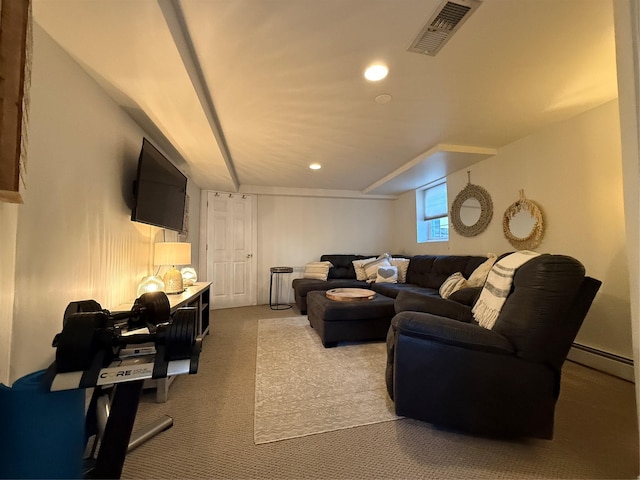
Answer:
[450,183,493,237]
[503,191,544,250]
[508,210,536,238]
[460,197,481,226]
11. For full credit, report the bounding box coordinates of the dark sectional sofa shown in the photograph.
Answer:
[291,253,489,314]
[292,251,602,439]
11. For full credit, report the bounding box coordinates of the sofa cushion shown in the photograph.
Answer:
[393,290,476,323]
[303,261,333,280]
[406,255,488,290]
[320,254,361,279]
[370,282,439,299]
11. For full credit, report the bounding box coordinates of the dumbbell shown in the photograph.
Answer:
[54,309,197,373]
[53,310,114,373]
[109,308,198,361]
[53,292,194,373]
[62,291,171,329]
[63,299,102,323]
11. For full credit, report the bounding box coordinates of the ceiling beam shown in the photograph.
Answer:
[157,0,240,191]
[363,144,497,195]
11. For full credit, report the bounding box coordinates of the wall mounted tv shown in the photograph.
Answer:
[131,138,187,232]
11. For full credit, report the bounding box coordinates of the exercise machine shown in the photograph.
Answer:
[45,291,201,479]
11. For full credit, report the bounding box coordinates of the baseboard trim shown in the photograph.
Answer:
[567,343,635,382]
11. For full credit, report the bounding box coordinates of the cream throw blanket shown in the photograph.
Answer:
[472,251,540,329]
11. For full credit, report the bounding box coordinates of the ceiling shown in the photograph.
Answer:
[33,0,618,197]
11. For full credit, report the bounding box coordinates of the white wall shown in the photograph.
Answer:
[394,100,632,363]
[5,25,200,383]
[256,194,396,304]
[613,0,640,459]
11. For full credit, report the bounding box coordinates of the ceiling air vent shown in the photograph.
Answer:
[408,0,482,56]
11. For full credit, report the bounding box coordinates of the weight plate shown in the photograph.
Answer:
[172,315,189,361]
[63,300,102,326]
[56,312,104,372]
[136,291,171,325]
[164,308,196,361]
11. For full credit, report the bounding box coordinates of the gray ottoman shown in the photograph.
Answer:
[307,290,396,347]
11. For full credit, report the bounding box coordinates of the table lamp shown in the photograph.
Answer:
[136,275,165,297]
[154,242,191,294]
[181,267,198,287]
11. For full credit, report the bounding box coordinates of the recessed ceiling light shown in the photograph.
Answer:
[374,94,392,104]
[364,64,388,81]
[309,163,321,170]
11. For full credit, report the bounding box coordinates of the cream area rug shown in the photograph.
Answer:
[254,316,400,444]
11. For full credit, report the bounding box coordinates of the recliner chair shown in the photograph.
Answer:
[385,254,601,439]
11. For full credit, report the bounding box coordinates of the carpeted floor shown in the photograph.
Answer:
[121,305,639,479]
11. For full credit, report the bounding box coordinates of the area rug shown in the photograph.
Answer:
[254,316,400,444]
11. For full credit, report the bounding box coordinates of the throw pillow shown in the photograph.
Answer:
[439,272,469,299]
[376,265,398,284]
[363,256,391,282]
[390,258,410,283]
[303,261,333,280]
[467,253,498,287]
[352,257,376,281]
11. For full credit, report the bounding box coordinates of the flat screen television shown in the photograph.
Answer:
[131,138,187,232]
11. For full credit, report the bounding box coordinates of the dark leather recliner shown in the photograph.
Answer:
[385,254,601,439]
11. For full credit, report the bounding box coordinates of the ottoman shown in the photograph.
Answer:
[306,290,396,347]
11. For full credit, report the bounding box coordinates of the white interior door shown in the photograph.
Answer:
[206,192,256,309]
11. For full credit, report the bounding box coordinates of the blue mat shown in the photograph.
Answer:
[0,370,85,479]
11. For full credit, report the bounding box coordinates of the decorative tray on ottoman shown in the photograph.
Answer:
[325,288,375,302]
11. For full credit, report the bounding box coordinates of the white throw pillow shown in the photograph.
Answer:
[363,256,391,282]
[376,265,398,284]
[390,258,410,283]
[439,272,469,299]
[467,254,498,288]
[352,257,376,281]
[303,261,333,280]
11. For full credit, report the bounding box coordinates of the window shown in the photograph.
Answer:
[424,181,449,241]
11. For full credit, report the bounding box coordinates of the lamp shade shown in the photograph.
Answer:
[154,242,191,266]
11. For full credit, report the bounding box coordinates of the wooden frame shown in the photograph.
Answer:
[0,0,31,204]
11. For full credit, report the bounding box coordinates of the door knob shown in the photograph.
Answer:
[246,254,253,258]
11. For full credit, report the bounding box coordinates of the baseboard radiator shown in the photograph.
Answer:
[568,343,635,382]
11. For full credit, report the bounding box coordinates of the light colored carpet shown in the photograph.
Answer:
[120,305,639,479]
[254,316,400,444]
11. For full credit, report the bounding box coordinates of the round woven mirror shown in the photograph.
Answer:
[450,183,493,237]
[503,190,544,250]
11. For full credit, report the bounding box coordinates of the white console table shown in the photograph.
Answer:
[112,282,211,402]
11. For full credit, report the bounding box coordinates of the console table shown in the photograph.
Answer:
[163,282,211,339]
[112,282,211,402]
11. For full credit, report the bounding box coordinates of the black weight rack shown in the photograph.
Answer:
[45,294,201,480]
